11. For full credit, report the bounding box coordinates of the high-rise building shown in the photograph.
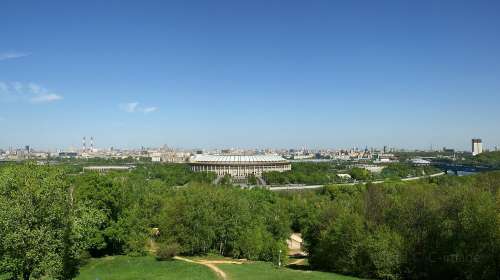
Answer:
[472,139,483,156]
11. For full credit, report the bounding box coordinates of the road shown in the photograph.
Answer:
[268,172,445,191]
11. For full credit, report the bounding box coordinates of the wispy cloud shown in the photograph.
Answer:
[0,52,31,61]
[30,93,63,103]
[119,102,158,114]
[0,81,63,103]
[120,102,139,113]
[142,107,158,113]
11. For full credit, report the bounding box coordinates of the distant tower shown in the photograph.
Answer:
[82,137,86,152]
[25,145,30,155]
[90,137,94,152]
[472,139,483,156]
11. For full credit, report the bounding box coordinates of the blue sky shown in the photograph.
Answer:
[1,0,500,150]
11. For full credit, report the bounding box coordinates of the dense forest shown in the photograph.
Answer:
[0,162,499,279]
[287,173,500,279]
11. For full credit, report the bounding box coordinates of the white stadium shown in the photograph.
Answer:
[189,154,291,178]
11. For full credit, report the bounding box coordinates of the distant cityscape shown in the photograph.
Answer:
[0,137,497,163]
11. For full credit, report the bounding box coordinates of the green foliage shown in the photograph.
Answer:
[156,243,180,261]
[471,151,500,168]
[281,190,331,233]
[131,163,216,186]
[263,162,340,185]
[158,185,290,262]
[0,164,74,279]
[2,161,499,280]
[311,209,366,275]
[71,171,169,256]
[264,162,441,186]
[380,163,439,179]
[247,174,259,185]
[361,227,403,280]
[349,167,371,181]
[303,172,500,280]
[219,174,232,185]
[72,202,108,255]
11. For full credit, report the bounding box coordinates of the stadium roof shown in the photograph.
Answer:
[190,154,288,164]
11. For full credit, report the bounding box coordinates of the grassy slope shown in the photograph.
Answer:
[74,256,362,280]
[219,262,363,280]
[76,256,217,280]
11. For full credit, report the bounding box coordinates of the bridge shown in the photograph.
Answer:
[432,162,496,175]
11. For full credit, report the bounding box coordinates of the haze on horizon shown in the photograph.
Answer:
[1,0,499,151]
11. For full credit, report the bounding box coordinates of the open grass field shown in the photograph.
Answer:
[75,255,217,280]
[75,255,361,280]
[219,262,362,280]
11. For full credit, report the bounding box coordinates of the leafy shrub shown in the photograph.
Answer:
[156,243,180,261]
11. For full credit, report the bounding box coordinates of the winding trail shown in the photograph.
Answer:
[174,256,245,280]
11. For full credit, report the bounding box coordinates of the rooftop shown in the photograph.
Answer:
[190,154,288,164]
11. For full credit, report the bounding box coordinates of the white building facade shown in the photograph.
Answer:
[472,139,483,156]
[189,154,291,178]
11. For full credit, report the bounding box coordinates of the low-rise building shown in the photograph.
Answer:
[83,166,134,172]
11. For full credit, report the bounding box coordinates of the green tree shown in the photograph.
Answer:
[0,164,74,279]
[247,174,258,185]
[349,167,371,181]
[158,185,290,261]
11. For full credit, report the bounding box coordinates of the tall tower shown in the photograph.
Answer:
[90,137,94,152]
[472,139,483,156]
[82,137,86,152]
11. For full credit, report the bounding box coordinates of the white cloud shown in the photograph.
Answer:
[119,102,158,114]
[120,102,139,113]
[0,52,30,61]
[142,107,158,113]
[30,93,63,103]
[0,81,63,103]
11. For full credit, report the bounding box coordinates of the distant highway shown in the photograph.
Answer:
[267,172,446,191]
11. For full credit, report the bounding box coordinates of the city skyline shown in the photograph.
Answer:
[1,137,497,154]
[1,0,500,150]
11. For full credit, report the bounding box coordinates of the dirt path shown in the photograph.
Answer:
[174,256,245,280]
[288,258,306,265]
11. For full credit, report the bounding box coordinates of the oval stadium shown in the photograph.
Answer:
[189,154,291,179]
